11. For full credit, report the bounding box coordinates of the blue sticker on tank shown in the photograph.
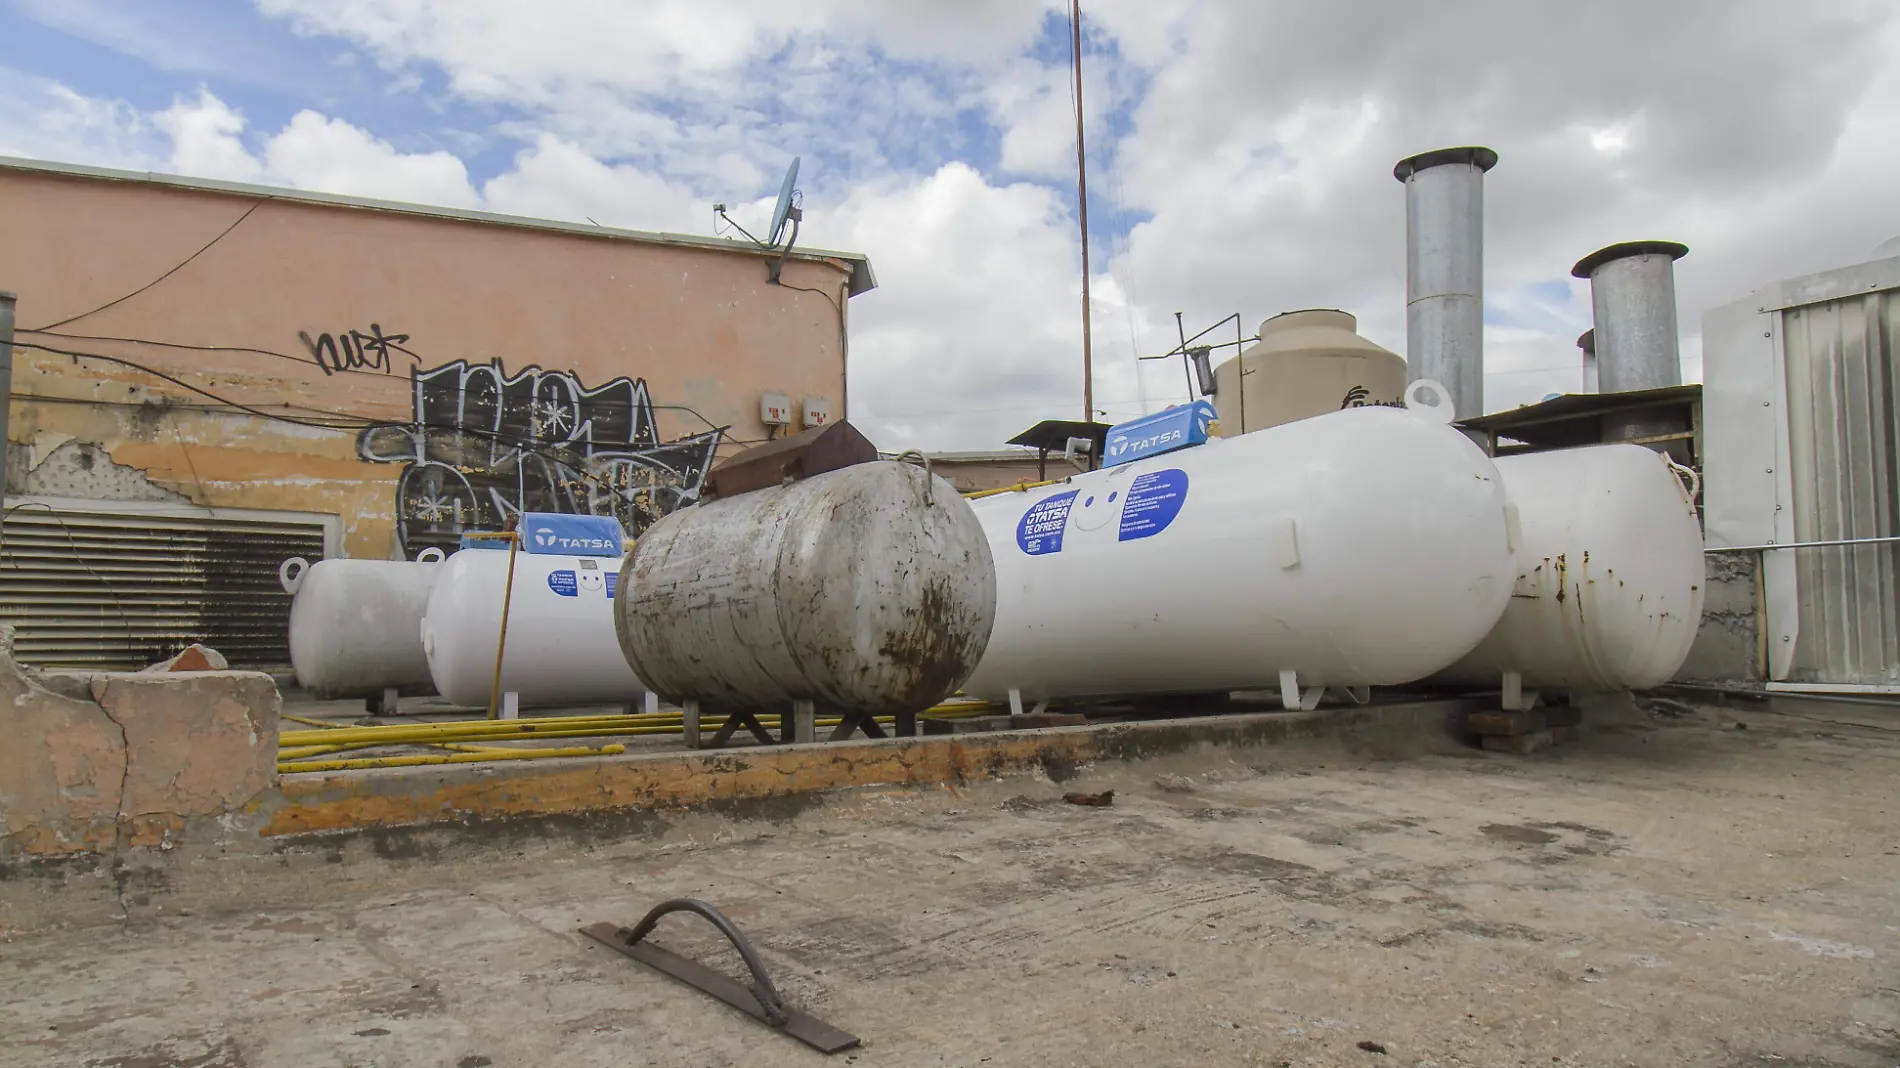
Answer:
[605,572,617,598]
[1017,490,1079,555]
[547,570,579,597]
[1118,469,1189,541]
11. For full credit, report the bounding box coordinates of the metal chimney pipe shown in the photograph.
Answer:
[1394,146,1497,420]
[1577,328,1598,393]
[1570,241,1688,393]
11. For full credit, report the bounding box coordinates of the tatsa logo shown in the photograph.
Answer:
[532,527,615,551]
[1114,429,1185,456]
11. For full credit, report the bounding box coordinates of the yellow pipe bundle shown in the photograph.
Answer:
[274,701,997,773]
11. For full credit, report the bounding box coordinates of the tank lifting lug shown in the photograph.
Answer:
[1278,671,1323,711]
[581,899,860,1054]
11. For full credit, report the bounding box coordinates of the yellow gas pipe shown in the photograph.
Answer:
[279,744,627,774]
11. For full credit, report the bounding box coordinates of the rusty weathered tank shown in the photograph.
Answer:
[613,460,996,714]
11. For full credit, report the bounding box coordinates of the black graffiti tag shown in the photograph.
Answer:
[300,323,419,376]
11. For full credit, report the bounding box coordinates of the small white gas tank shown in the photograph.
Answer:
[421,548,645,709]
[960,399,1518,703]
[281,550,445,699]
[1432,444,1706,692]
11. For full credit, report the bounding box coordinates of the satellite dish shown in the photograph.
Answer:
[768,157,801,247]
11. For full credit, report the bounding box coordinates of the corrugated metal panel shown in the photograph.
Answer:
[1779,288,1900,685]
[0,506,325,670]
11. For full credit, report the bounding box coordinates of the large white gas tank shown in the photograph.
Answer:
[421,549,645,709]
[960,403,1518,703]
[281,551,445,699]
[1432,444,1706,692]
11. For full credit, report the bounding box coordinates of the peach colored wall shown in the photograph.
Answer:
[0,168,855,558]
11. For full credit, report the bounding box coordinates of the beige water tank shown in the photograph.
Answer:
[1211,309,1406,435]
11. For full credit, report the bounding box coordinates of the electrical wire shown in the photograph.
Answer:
[17,327,320,369]
[30,200,266,331]
[12,341,365,430]
[12,329,739,432]
[772,280,843,318]
[10,342,734,497]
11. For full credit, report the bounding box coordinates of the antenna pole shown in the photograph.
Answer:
[1071,0,1093,425]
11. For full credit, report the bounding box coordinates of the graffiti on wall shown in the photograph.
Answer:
[300,323,421,376]
[356,359,723,559]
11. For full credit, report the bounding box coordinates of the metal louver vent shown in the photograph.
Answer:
[0,504,328,670]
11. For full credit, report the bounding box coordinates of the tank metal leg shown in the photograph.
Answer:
[788,699,816,744]
[643,692,660,715]
[500,692,520,720]
[1501,671,1538,711]
[682,700,703,749]
[1279,670,1301,711]
[708,707,777,748]
[580,899,860,1054]
[1008,688,1025,716]
[827,711,887,742]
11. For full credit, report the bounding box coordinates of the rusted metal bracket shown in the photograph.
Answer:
[683,700,920,749]
[580,899,860,1054]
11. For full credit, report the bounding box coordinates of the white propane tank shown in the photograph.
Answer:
[281,550,445,699]
[1432,444,1706,692]
[421,549,645,709]
[615,460,996,714]
[959,396,1519,704]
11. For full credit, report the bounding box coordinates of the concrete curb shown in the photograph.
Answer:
[264,697,1483,838]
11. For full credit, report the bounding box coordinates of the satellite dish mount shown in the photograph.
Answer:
[712,156,803,285]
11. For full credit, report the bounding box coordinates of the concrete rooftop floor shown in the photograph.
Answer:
[3,700,1897,1068]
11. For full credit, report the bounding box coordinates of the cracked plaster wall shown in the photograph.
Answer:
[5,434,187,502]
[0,625,281,862]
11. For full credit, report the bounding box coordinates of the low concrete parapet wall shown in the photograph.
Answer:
[0,627,279,860]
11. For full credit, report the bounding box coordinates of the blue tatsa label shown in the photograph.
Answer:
[1118,469,1189,541]
[1016,490,1079,555]
[547,570,579,597]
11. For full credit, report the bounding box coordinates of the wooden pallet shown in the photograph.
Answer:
[1470,705,1582,753]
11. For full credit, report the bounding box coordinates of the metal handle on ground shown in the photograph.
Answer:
[621,898,790,1025]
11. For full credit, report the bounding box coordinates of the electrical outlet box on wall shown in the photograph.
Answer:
[760,391,792,426]
[802,397,831,428]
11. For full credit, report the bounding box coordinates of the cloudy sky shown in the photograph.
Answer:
[3,0,1898,449]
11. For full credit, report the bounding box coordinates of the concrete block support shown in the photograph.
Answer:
[0,626,280,859]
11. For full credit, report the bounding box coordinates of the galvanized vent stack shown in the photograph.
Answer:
[1394,146,1498,421]
[1571,240,1689,443]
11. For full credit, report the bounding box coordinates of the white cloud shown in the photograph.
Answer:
[10,0,1900,446]
[261,110,479,207]
[155,90,263,182]
[0,68,158,169]
[482,135,701,232]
